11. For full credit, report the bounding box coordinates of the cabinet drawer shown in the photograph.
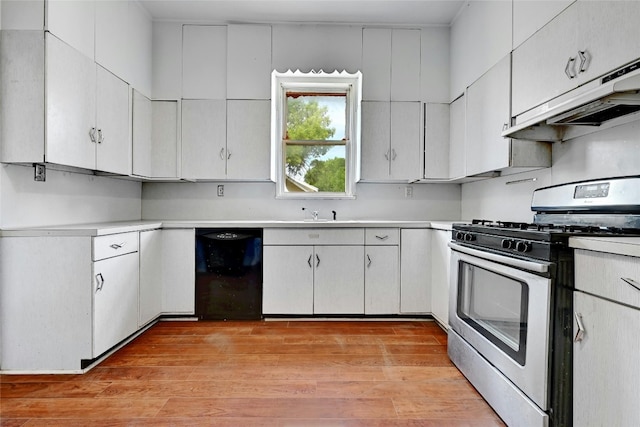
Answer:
[575,250,640,309]
[365,228,399,245]
[93,232,138,261]
[263,228,364,245]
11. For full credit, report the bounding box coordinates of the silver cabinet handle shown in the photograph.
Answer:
[621,277,640,292]
[227,150,232,159]
[574,312,585,342]
[219,148,225,160]
[307,254,313,268]
[316,254,320,268]
[375,235,389,241]
[391,149,397,160]
[366,254,372,268]
[565,56,577,79]
[109,242,125,250]
[384,149,390,161]
[97,129,103,144]
[89,127,97,143]
[95,273,105,292]
[578,50,590,73]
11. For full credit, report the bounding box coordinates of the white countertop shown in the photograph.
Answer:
[569,236,640,258]
[0,219,460,237]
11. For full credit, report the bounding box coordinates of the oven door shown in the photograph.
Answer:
[449,242,552,411]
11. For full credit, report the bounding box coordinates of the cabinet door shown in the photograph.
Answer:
[512,0,573,49]
[362,28,391,101]
[182,25,226,100]
[181,99,226,180]
[400,229,431,313]
[139,230,163,327]
[365,245,399,314]
[161,229,195,314]
[465,55,510,177]
[263,246,314,315]
[151,100,179,178]
[577,1,640,84]
[391,29,421,102]
[511,4,579,116]
[132,89,152,177]
[227,25,272,100]
[95,0,129,80]
[46,33,96,170]
[96,65,130,175]
[430,229,451,327]
[226,100,271,180]
[448,95,466,179]
[46,0,95,60]
[93,253,139,357]
[424,103,450,179]
[314,246,365,314]
[573,291,640,426]
[389,101,421,180]
[360,101,390,180]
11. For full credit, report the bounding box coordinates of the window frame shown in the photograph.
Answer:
[270,70,362,199]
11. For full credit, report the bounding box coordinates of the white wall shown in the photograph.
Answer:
[0,164,142,228]
[142,181,461,221]
[461,120,640,222]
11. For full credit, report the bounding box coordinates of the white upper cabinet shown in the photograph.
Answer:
[512,0,574,49]
[181,99,227,180]
[450,0,512,101]
[226,25,272,100]
[360,101,422,181]
[95,0,129,82]
[512,0,640,117]
[132,91,179,179]
[271,25,362,74]
[424,103,450,179]
[226,100,271,180]
[152,22,182,100]
[46,0,95,60]
[362,28,420,101]
[182,25,227,100]
[448,95,466,180]
[420,27,450,103]
[95,65,130,175]
[126,1,153,98]
[465,55,511,177]
[46,33,97,170]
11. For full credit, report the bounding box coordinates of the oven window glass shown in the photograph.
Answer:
[457,261,529,365]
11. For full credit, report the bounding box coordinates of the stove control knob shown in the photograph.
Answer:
[501,239,515,249]
[463,233,476,242]
[455,231,465,240]
[516,241,532,253]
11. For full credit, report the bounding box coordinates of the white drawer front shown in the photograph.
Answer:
[365,228,399,245]
[263,228,364,245]
[575,250,640,309]
[93,232,139,261]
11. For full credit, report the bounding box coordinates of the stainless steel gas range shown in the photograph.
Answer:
[448,176,640,427]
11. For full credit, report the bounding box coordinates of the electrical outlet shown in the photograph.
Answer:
[405,185,413,198]
[34,164,46,182]
[217,184,224,197]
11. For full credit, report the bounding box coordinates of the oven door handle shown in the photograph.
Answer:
[448,242,550,274]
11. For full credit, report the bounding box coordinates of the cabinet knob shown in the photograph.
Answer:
[95,273,105,293]
[565,57,577,79]
[89,127,97,143]
[97,129,104,144]
[574,312,585,342]
[578,50,590,73]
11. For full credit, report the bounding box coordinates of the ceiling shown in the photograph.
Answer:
[138,0,465,27]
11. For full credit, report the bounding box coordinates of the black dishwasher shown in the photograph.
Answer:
[195,229,262,320]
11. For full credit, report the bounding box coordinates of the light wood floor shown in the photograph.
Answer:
[1,320,505,426]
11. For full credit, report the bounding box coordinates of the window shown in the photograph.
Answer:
[271,70,362,198]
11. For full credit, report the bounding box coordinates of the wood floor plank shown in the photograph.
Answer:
[0,320,504,426]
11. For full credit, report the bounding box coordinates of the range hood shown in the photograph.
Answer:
[503,60,640,142]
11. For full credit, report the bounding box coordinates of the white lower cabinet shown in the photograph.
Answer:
[313,246,365,314]
[365,228,400,314]
[161,229,196,315]
[0,231,141,372]
[139,229,163,326]
[400,229,431,313]
[93,251,139,357]
[263,245,315,315]
[429,229,451,327]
